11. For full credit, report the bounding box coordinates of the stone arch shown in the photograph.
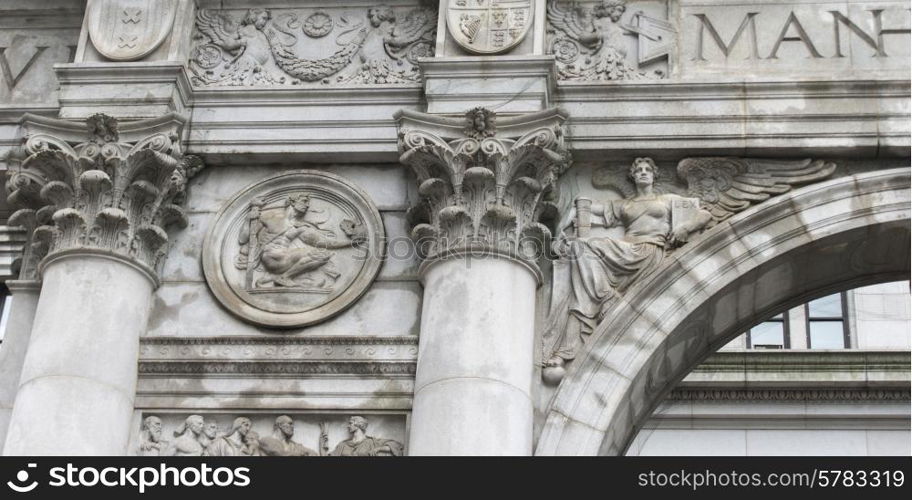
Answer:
[535,169,911,456]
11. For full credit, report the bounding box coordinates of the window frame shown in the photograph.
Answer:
[746,313,790,349]
[805,291,850,349]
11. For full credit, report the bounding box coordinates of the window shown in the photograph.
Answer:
[806,292,849,349]
[746,313,788,349]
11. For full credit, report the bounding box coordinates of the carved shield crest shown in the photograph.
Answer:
[447,0,534,54]
[87,0,178,61]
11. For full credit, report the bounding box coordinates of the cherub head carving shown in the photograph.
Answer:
[464,107,496,139]
[593,0,626,22]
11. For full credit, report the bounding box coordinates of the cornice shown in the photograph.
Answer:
[138,336,420,377]
[679,350,912,389]
[139,361,417,376]
[668,388,911,402]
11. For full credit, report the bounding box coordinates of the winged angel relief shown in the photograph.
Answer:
[547,0,665,80]
[540,157,836,383]
[190,5,436,86]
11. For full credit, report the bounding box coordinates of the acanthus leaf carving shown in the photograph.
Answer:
[4,113,202,278]
[397,108,571,269]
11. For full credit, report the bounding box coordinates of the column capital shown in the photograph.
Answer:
[396,107,571,277]
[4,112,203,283]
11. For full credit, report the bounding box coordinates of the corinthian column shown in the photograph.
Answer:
[2,113,201,455]
[396,107,569,455]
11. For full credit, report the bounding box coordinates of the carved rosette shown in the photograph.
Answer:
[4,113,201,279]
[396,108,570,273]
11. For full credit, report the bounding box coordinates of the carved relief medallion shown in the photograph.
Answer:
[203,171,384,328]
[447,0,534,54]
[87,0,178,61]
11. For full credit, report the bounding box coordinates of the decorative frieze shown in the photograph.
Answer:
[138,336,418,377]
[667,388,912,401]
[4,112,200,278]
[396,107,570,272]
[136,413,405,457]
[189,3,437,87]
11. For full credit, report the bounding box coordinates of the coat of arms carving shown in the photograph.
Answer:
[203,171,384,328]
[86,0,179,61]
[447,0,534,54]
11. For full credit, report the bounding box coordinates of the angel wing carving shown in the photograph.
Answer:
[546,0,600,51]
[677,157,837,225]
[385,7,436,50]
[196,9,245,55]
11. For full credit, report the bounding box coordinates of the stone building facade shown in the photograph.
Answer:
[0,0,908,456]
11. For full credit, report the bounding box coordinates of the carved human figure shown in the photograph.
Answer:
[204,417,252,456]
[330,416,404,456]
[544,158,712,371]
[166,415,207,456]
[258,415,319,456]
[200,421,220,449]
[237,193,365,289]
[243,430,262,457]
[138,416,168,456]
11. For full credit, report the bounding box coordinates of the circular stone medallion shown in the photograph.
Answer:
[203,171,384,328]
